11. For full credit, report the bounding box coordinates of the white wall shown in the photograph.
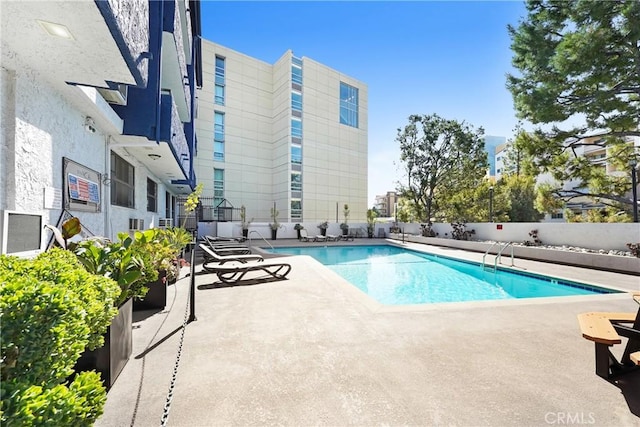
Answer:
[2,52,178,244]
[395,222,639,251]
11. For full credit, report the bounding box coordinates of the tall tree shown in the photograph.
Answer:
[507,0,640,215]
[396,114,488,222]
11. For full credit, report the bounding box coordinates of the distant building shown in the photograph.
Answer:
[195,40,368,223]
[484,135,506,177]
[374,191,399,218]
[494,142,508,180]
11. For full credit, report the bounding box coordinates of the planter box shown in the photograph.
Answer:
[389,234,640,276]
[134,270,167,311]
[74,298,132,389]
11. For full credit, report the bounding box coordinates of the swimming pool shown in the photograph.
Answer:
[267,245,618,305]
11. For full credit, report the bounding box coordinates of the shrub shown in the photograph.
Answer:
[0,249,118,425]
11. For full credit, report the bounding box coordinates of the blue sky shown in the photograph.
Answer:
[200,1,528,206]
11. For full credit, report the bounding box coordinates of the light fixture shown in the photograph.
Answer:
[84,117,96,133]
[148,154,161,160]
[37,20,74,40]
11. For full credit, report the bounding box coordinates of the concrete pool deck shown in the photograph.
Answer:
[96,238,640,426]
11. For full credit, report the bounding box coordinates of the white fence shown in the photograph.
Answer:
[205,220,638,251]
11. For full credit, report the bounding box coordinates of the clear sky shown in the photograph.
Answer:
[200,0,528,206]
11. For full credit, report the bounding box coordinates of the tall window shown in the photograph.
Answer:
[291,91,302,111]
[110,151,135,208]
[291,145,302,165]
[339,82,359,128]
[291,65,302,85]
[165,191,173,219]
[147,178,157,212]
[291,173,302,191]
[214,111,225,161]
[213,169,224,207]
[291,118,302,138]
[215,56,225,105]
[291,200,302,220]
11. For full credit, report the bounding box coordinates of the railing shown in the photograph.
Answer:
[482,241,514,271]
[248,230,273,250]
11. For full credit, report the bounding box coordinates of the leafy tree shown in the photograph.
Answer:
[502,174,544,222]
[507,0,640,215]
[396,114,488,222]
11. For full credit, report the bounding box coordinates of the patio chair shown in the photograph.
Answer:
[338,234,355,241]
[208,260,292,284]
[199,244,263,269]
[203,236,252,255]
[300,229,326,242]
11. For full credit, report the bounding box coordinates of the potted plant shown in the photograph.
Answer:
[318,220,329,236]
[269,206,280,240]
[366,209,378,238]
[72,233,158,387]
[240,205,253,238]
[340,204,350,235]
[294,223,304,240]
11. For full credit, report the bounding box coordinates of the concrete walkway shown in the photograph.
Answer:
[95,239,640,426]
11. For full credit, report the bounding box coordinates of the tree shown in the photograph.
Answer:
[507,0,640,215]
[502,174,544,222]
[396,114,488,222]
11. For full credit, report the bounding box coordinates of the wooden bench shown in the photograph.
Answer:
[578,311,640,381]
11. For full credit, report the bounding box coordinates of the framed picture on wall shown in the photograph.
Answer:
[63,157,102,212]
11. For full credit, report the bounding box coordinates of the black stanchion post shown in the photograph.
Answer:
[188,241,197,323]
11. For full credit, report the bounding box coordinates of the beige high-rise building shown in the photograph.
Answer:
[195,40,368,223]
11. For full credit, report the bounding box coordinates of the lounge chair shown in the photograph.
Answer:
[338,234,355,241]
[199,244,263,268]
[207,260,292,284]
[299,229,326,242]
[326,234,339,241]
[203,236,252,255]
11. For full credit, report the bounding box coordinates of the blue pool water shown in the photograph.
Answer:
[267,245,617,305]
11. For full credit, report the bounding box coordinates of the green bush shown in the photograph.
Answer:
[0,249,119,425]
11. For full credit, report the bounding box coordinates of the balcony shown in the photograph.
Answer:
[161,0,192,122]
[1,0,149,90]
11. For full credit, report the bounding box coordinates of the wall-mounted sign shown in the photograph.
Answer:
[63,157,101,212]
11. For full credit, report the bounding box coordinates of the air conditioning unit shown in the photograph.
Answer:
[97,84,128,106]
[129,218,144,230]
[158,218,173,228]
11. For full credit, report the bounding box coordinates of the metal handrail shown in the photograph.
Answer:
[495,241,514,269]
[248,230,273,250]
[482,241,502,270]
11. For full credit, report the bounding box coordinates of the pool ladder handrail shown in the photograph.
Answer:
[482,241,514,271]
[248,230,273,250]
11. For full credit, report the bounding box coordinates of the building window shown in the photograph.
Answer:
[291,173,302,191]
[215,84,225,105]
[291,65,302,85]
[291,200,302,220]
[551,212,564,219]
[291,118,302,138]
[291,145,302,165]
[214,111,225,161]
[215,56,225,105]
[165,191,173,219]
[214,168,224,207]
[340,82,359,128]
[147,178,157,212]
[110,151,135,208]
[291,91,302,111]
